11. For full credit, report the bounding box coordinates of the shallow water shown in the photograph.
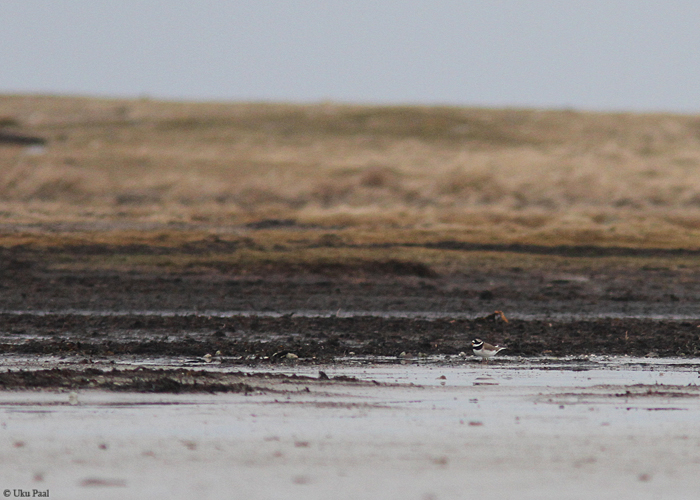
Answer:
[4,352,700,385]
[2,358,700,499]
[244,358,700,387]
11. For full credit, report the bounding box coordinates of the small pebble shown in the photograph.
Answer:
[68,392,79,405]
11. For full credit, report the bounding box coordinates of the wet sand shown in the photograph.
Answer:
[2,359,700,499]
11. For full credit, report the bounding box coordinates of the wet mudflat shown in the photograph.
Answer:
[1,310,700,367]
[1,359,700,500]
[3,233,700,498]
[3,233,700,366]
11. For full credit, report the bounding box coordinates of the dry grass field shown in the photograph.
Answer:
[2,94,700,250]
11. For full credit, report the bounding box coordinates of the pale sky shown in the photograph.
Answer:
[1,1,699,112]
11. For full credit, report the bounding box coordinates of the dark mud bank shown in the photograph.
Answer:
[1,312,698,359]
[0,366,365,393]
[2,238,700,364]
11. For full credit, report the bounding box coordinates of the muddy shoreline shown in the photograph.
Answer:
[2,237,700,380]
[1,312,699,361]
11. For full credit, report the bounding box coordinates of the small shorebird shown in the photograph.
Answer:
[471,338,506,363]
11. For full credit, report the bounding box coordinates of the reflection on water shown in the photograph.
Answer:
[2,353,699,389]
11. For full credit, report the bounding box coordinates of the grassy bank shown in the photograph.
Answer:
[2,95,700,249]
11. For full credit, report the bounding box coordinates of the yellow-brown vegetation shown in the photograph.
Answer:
[3,94,700,248]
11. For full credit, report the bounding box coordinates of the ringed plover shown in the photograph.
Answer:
[471,338,506,363]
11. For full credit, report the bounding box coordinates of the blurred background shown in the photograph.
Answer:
[1,1,700,246]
